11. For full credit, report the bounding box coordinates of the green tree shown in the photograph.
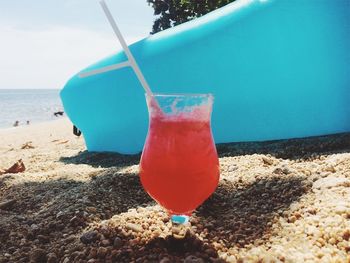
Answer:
[147,0,236,34]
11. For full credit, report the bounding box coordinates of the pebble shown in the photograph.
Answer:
[343,230,350,241]
[80,230,98,244]
[30,224,39,231]
[88,248,97,258]
[30,249,47,263]
[324,165,336,173]
[184,255,205,263]
[228,165,238,172]
[262,156,274,165]
[226,255,237,263]
[37,235,50,243]
[113,237,123,248]
[86,206,97,213]
[160,258,172,263]
[70,215,80,225]
[0,199,16,210]
[273,168,283,174]
[313,177,349,189]
[56,211,65,219]
[282,167,291,174]
[329,237,336,245]
[334,205,349,215]
[97,247,108,258]
[249,215,257,222]
[126,223,143,232]
[101,239,110,246]
[288,216,297,223]
[47,253,58,263]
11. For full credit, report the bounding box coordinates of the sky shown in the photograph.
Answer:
[0,0,154,89]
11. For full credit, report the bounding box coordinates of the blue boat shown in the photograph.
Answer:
[61,0,350,154]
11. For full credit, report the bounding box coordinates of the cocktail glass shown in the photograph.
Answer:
[140,93,220,238]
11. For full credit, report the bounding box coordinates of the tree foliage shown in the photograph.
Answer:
[147,0,236,34]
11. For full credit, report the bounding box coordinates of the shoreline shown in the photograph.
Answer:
[0,89,63,131]
[0,117,67,131]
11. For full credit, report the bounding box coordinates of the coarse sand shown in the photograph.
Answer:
[0,119,349,262]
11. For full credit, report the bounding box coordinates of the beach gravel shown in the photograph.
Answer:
[0,119,350,262]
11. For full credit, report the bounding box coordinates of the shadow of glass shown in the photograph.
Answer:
[197,175,311,248]
[59,150,140,168]
[216,132,350,160]
[113,232,220,262]
[65,175,311,262]
[80,227,222,262]
[1,168,312,262]
[140,233,222,262]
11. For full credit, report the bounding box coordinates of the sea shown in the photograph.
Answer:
[0,89,64,128]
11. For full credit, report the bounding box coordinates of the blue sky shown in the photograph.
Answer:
[0,0,154,89]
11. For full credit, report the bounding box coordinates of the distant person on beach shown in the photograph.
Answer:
[54,111,64,117]
[26,121,30,125]
[13,121,19,127]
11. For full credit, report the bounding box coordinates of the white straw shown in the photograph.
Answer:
[99,0,153,96]
[79,61,130,78]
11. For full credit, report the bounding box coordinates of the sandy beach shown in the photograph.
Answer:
[0,119,350,263]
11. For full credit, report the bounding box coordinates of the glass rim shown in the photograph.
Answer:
[146,92,213,98]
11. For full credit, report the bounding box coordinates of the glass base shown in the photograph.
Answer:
[171,215,190,239]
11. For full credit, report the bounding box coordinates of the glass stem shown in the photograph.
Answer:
[171,215,190,239]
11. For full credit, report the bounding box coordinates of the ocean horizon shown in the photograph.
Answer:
[0,89,64,128]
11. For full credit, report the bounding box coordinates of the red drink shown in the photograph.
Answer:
[140,94,220,216]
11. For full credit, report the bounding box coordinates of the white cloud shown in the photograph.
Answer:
[0,25,146,89]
